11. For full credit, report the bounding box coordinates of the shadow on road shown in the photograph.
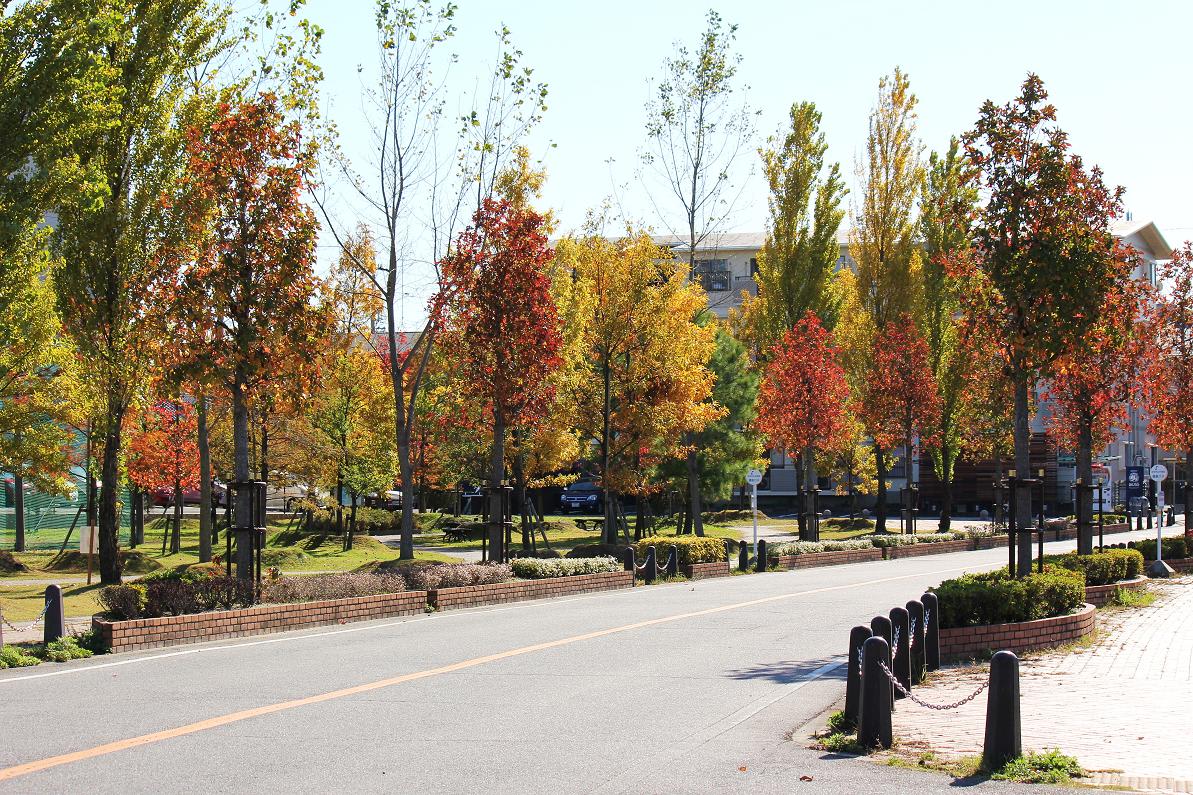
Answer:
[725,657,845,684]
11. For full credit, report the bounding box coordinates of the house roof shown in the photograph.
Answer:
[1110,218,1173,260]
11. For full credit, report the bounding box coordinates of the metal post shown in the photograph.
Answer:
[43,584,65,645]
[755,538,767,573]
[1097,481,1105,550]
[643,546,656,584]
[750,481,759,559]
[889,606,911,697]
[982,651,1022,771]
[622,547,635,573]
[1006,476,1017,576]
[858,636,893,749]
[906,600,925,685]
[845,625,872,728]
[921,592,940,671]
[738,541,749,572]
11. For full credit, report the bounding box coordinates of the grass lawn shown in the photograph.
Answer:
[2,517,461,582]
[0,583,104,622]
[414,512,743,554]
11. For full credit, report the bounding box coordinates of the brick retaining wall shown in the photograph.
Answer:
[428,571,632,611]
[1084,576,1149,607]
[971,523,1130,550]
[682,561,730,580]
[938,603,1096,662]
[93,590,429,653]
[1167,557,1193,573]
[773,548,884,570]
[885,539,972,559]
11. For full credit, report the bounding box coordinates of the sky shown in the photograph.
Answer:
[305,0,1193,325]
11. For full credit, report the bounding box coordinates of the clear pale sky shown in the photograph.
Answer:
[306,0,1192,322]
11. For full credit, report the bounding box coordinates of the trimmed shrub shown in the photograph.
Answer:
[403,563,513,591]
[145,580,200,616]
[0,645,41,669]
[864,534,917,548]
[910,532,968,544]
[933,568,1084,629]
[139,564,221,585]
[768,539,873,557]
[36,637,93,663]
[192,577,255,611]
[632,536,726,566]
[260,573,405,604]
[1065,513,1127,525]
[511,556,620,579]
[1128,536,1187,561]
[98,584,148,620]
[1047,549,1144,585]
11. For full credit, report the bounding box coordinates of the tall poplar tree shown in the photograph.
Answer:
[847,67,923,533]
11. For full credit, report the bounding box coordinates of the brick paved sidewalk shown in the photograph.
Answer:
[892,577,1193,793]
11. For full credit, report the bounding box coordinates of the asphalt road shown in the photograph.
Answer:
[0,527,1172,794]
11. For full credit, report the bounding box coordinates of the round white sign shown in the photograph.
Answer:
[1150,464,1169,482]
[746,468,763,486]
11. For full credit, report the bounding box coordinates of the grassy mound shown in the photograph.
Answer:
[0,550,28,573]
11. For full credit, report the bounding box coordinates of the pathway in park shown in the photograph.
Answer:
[892,575,1193,794]
[0,525,1180,793]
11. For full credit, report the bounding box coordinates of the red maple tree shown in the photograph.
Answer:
[434,198,562,493]
[756,312,851,539]
[126,400,200,554]
[1145,243,1193,533]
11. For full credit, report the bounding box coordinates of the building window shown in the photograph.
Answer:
[694,258,731,292]
[749,257,758,277]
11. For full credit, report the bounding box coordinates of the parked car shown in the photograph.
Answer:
[364,490,403,511]
[559,480,602,514]
[149,482,227,508]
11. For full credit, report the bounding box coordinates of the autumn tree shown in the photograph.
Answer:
[126,400,200,554]
[918,139,979,530]
[755,312,851,541]
[53,1,224,584]
[739,101,846,347]
[861,315,941,532]
[964,74,1124,532]
[436,198,561,555]
[554,230,719,544]
[313,2,547,560]
[846,67,923,533]
[642,9,755,536]
[167,93,329,579]
[1044,269,1148,552]
[1145,243,1193,533]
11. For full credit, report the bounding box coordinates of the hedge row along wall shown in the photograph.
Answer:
[938,603,1096,662]
[427,571,632,611]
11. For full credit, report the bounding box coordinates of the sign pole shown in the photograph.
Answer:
[746,469,763,561]
[1151,464,1169,561]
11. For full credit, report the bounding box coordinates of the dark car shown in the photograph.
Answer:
[149,482,227,508]
[559,480,602,514]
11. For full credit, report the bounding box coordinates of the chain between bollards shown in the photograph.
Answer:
[877,658,989,710]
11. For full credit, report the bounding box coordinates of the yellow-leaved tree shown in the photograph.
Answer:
[554,227,721,544]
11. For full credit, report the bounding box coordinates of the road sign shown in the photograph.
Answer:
[1151,464,1169,482]
[1126,466,1145,501]
[746,468,763,486]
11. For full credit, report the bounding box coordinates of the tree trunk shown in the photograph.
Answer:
[686,445,705,536]
[197,396,212,562]
[171,481,182,554]
[994,456,1004,527]
[1012,373,1032,529]
[601,354,617,545]
[260,422,269,483]
[232,379,253,580]
[795,453,806,536]
[336,466,344,536]
[345,494,357,551]
[803,445,819,542]
[874,446,888,534]
[1185,448,1191,539]
[98,415,124,585]
[13,473,24,553]
[397,441,415,559]
[1076,419,1094,555]
[940,476,954,533]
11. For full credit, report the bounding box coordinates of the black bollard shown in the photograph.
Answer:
[622,547,635,573]
[665,546,678,578]
[921,592,940,672]
[982,650,1022,771]
[738,541,749,572]
[906,599,926,686]
[755,539,767,573]
[43,584,65,644]
[870,614,896,710]
[889,606,911,698]
[844,625,872,728]
[643,546,656,584]
[858,636,893,749]
[724,539,733,562]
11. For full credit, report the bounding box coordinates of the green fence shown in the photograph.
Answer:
[1,477,133,552]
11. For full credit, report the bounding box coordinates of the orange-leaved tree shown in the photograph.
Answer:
[126,399,199,554]
[756,312,851,540]
[165,93,329,578]
[861,314,941,532]
[1146,243,1193,533]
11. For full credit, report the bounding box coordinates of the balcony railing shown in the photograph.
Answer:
[697,269,732,292]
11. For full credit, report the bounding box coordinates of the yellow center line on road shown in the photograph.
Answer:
[0,563,973,784]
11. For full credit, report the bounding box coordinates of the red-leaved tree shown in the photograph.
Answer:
[861,314,941,533]
[434,198,562,551]
[1043,261,1150,552]
[1146,243,1193,534]
[756,312,851,540]
[165,93,330,578]
[126,400,199,554]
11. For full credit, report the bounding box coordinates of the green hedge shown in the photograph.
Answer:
[1047,549,1144,585]
[510,557,622,579]
[933,568,1085,629]
[1127,536,1188,561]
[632,536,726,566]
[767,539,873,557]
